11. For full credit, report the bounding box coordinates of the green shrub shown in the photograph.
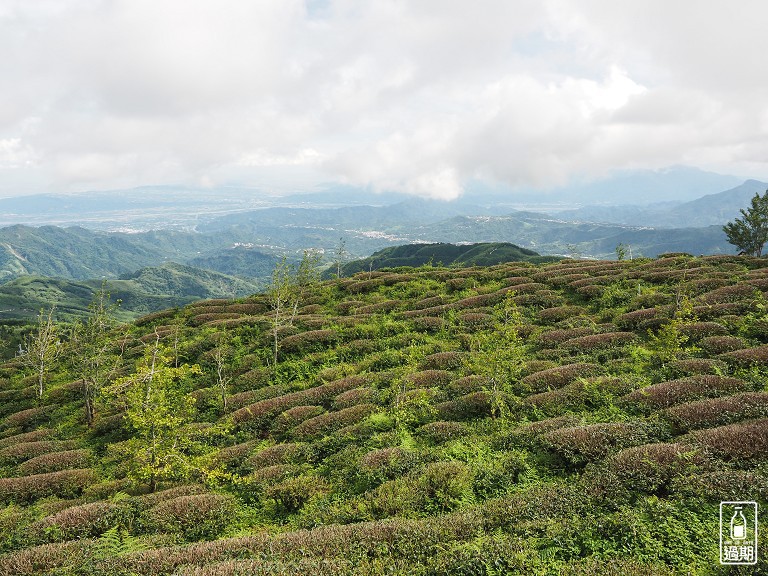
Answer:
[542,421,663,465]
[592,442,705,496]
[417,421,468,444]
[419,351,464,370]
[622,375,751,409]
[147,493,236,540]
[472,450,529,500]
[686,418,768,461]
[290,404,377,440]
[0,468,96,503]
[265,475,328,514]
[0,440,77,465]
[418,461,473,513]
[663,392,768,432]
[271,405,324,435]
[3,407,50,431]
[247,443,307,469]
[18,449,92,476]
[720,344,768,366]
[435,392,492,421]
[0,429,54,449]
[520,363,601,394]
[407,369,453,388]
[29,501,130,541]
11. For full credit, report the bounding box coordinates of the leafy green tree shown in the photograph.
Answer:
[19,306,61,399]
[297,248,323,286]
[68,286,123,426]
[210,329,233,413]
[105,339,200,492]
[465,293,526,420]
[333,237,348,278]
[723,190,768,256]
[267,256,300,367]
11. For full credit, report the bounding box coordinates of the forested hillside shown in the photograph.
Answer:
[0,255,766,574]
[337,242,555,277]
[0,264,262,323]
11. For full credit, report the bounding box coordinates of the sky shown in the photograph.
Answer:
[1,0,767,200]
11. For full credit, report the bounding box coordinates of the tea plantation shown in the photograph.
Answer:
[0,255,767,575]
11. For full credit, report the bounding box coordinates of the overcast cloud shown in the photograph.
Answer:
[1,0,767,199]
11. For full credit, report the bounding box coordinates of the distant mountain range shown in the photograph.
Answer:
[0,170,763,321]
[554,179,768,228]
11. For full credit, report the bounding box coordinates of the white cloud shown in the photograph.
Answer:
[0,0,767,198]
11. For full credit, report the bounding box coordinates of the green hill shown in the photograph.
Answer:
[337,242,556,276]
[0,263,261,322]
[0,255,766,574]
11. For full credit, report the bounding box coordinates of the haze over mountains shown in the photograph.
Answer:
[0,166,763,320]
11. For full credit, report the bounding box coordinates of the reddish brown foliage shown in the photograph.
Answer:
[677,321,728,341]
[290,404,376,439]
[0,440,77,464]
[18,449,91,476]
[4,406,50,430]
[0,539,95,576]
[562,331,636,351]
[187,313,242,327]
[668,358,728,376]
[520,363,601,393]
[538,306,586,323]
[543,421,656,463]
[697,284,757,305]
[137,484,208,508]
[419,351,464,370]
[407,369,453,389]
[458,312,494,329]
[417,421,468,443]
[332,387,377,410]
[526,377,637,415]
[447,375,489,395]
[698,336,747,354]
[622,375,750,409]
[0,468,96,503]
[148,493,236,538]
[272,405,325,434]
[279,330,338,353]
[30,501,122,540]
[663,392,768,432]
[720,344,768,365]
[0,428,54,449]
[687,418,768,460]
[411,316,446,333]
[600,442,705,494]
[435,391,492,421]
[231,376,368,426]
[248,443,306,469]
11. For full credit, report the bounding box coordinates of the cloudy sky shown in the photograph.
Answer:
[1,0,767,199]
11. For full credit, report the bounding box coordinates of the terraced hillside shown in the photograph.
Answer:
[0,255,767,574]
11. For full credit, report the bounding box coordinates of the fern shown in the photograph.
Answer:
[95,525,145,559]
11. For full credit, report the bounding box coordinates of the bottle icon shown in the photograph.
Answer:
[731,506,747,540]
